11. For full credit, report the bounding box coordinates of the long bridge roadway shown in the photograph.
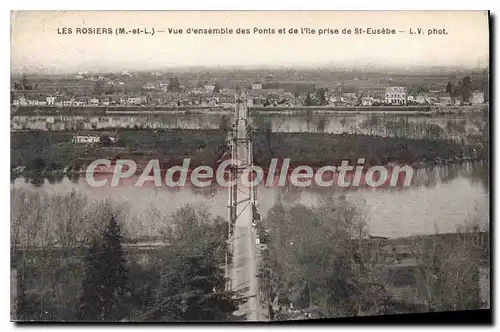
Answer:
[227,93,263,321]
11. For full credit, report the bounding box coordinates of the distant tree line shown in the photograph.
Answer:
[13,75,36,91]
[446,74,488,103]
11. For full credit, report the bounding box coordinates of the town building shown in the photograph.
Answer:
[127,97,142,105]
[342,92,357,99]
[204,83,216,93]
[415,94,428,104]
[158,81,169,91]
[328,95,340,104]
[46,96,56,105]
[12,96,28,106]
[438,96,456,106]
[252,82,263,90]
[72,133,101,144]
[143,83,157,90]
[471,91,485,105]
[371,90,386,104]
[62,99,74,107]
[73,97,87,106]
[361,97,374,106]
[385,87,407,105]
[71,131,119,144]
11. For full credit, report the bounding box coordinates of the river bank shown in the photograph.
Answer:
[11,104,489,115]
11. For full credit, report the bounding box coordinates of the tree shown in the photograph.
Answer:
[30,158,47,174]
[261,195,399,318]
[15,258,30,321]
[140,206,245,321]
[412,235,483,312]
[461,76,472,102]
[316,118,327,133]
[168,77,181,92]
[78,240,105,321]
[219,115,230,133]
[100,135,113,146]
[78,215,130,321]
[21,75,31,90]
[317,88,327,106]
[100,215,129,320]
[178,253,245,321]
[304,93,312,106]
[446,81,453,99]
[94,80,104,95]
[263,120,273,156]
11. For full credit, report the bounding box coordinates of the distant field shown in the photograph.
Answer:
[11,68,487,93]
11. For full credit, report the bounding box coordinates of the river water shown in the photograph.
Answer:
[11,113,486,141]
[11,161,489,239]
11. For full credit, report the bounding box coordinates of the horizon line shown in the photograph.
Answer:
[10,63,489,76]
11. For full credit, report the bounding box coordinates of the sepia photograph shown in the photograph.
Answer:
[9,10,490,323]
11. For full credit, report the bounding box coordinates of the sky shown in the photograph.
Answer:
[11,11,490,74]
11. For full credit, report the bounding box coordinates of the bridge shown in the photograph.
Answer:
[225,92,263,321]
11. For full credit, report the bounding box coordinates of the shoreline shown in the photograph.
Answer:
[11,104,488,118]
[11,156,487,180]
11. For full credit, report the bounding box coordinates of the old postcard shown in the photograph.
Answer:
[10,11,490,322]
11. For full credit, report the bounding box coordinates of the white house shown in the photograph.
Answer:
[361,97,373,106]
[143,84,156,90]
[127,97,142,105]
[252,83,263,90]
[343,92,357,99]
[471,91,485,105]
[12,97,27,106]
[438,96,452,106]
[46,96,56,105]
[62,99,74,107]
[385,87,407,105]
[158,81,169,90]
[89,98,100,105]
[72,133,101,144]
[204,84,216,93]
